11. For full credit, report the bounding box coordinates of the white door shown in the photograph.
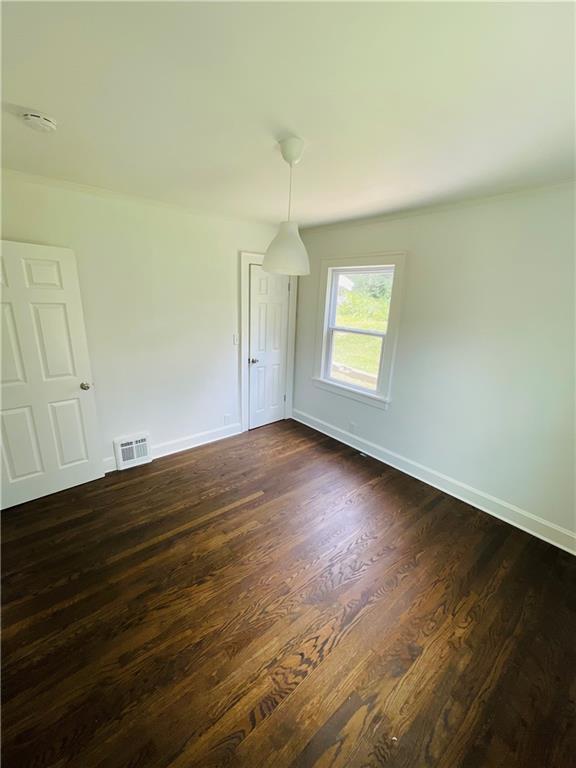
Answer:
[1,241,103,509]
[248,264,289,429]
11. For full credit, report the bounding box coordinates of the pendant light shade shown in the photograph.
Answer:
[263,222,309,275]
[262,136,310,276]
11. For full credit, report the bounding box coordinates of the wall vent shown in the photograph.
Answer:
[113,433,152,470]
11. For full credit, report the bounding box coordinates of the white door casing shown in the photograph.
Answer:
[248,264,290,429]
[1,241,103,509]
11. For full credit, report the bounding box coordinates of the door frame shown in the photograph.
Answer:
[239,251,298,432]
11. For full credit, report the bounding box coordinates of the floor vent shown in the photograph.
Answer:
[113,433,152,470]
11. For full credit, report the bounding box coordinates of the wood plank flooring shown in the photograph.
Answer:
[2,420,575,768]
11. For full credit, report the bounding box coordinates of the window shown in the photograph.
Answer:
[315,255,404,407]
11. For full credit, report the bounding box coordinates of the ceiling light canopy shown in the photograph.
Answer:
[262,136,310,276]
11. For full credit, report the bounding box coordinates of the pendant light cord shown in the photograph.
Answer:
[287,163,293,222]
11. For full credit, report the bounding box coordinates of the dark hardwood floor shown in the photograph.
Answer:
[2,420,575,768]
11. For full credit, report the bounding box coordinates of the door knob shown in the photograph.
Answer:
[249,358,259,364]
[80,382,91,390]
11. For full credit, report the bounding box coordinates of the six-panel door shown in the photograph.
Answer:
[1,241,103,509]
[249,264,289,429]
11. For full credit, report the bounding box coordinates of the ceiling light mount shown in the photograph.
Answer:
[21,111,57,133]
[279,136,304,166]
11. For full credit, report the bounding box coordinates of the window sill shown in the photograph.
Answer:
[312,377,391,410]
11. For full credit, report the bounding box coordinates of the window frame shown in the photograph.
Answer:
[314,253,406,409]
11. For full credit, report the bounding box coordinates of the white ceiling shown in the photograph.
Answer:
[2,2,574,225]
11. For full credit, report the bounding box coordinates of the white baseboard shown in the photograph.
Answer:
[102,455,117,473]
[102,422,242,475]
[152,423,242,459]
[293,409,575,556]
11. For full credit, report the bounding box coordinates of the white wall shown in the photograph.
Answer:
[2,171,275,467]
[294,184,575,553]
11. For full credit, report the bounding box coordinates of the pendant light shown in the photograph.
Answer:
[262,136,310,275]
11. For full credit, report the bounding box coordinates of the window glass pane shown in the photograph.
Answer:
[334,269,394,332]
[330,331,382,391]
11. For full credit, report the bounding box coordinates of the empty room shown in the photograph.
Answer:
[1,2,574,767]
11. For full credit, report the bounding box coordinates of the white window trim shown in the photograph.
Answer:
[313,252,406,410]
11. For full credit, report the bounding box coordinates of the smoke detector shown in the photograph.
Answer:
[21,112,57,133]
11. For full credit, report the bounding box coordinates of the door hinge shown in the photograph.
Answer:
[288,282,291,293]
[283,394,287,402]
